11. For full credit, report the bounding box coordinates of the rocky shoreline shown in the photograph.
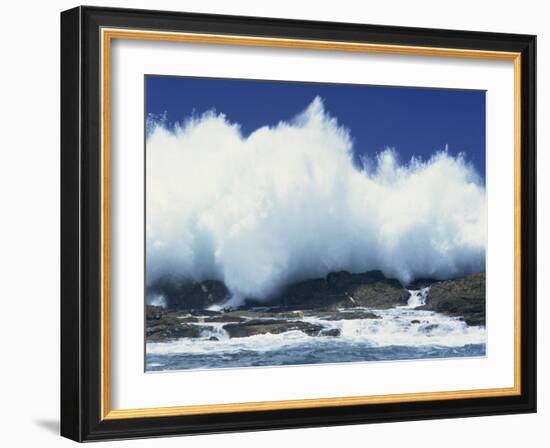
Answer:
[416,273,486,326]
[146,271,485,343]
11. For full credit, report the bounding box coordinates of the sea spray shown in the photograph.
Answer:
[146,97,486,307]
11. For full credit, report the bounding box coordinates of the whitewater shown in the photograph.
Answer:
[146,97,486,308]
[146,288,486,371]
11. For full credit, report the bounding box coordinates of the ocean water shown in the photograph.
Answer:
[145,289,486,372]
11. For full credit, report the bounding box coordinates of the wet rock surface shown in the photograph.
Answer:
[145,271,486,343]
[223,319,324,338]
[247,270,410,310]
[146,308,203,342]
[150,270,411,312]
[148,278,230,311]
[417,273,485,326]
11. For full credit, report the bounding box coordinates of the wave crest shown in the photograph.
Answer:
[146,97,486,304]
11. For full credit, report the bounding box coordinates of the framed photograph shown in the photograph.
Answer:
[60,6,536,441]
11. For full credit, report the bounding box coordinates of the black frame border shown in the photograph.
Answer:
[61,6,536,442]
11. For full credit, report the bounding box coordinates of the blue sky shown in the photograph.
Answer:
[146,75,486,179]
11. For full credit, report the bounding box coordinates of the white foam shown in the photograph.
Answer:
[146,97,486,306]
[147,294,166,308]
[147,307,486,356]
[406,287,430,308]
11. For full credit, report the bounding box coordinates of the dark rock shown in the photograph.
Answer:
[312,310,381,321]
[146,307,221,342]
[422,323,439,333]
[224,309,304,320]
[151,307,245,324]
[174,315,201,323]
[348,281,410,309]
[176,313,244,324]
[245,270,407,311]
[319,328,341,337]
[187,309,223,317]
[146,305,165,321]
[326,271,353,288]
[146,318,201,342]
[407,278,438,289]
[148,270,410,313]
[208,336,219,341]
[203,314,244,323]
[222,319,324,338]
[418,273,485,326]
[148,278,229,311]
[146,270,485,339]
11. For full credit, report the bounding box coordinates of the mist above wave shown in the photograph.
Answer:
[146,96,486,304]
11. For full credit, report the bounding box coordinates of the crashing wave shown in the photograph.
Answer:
[146,97,486,306]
